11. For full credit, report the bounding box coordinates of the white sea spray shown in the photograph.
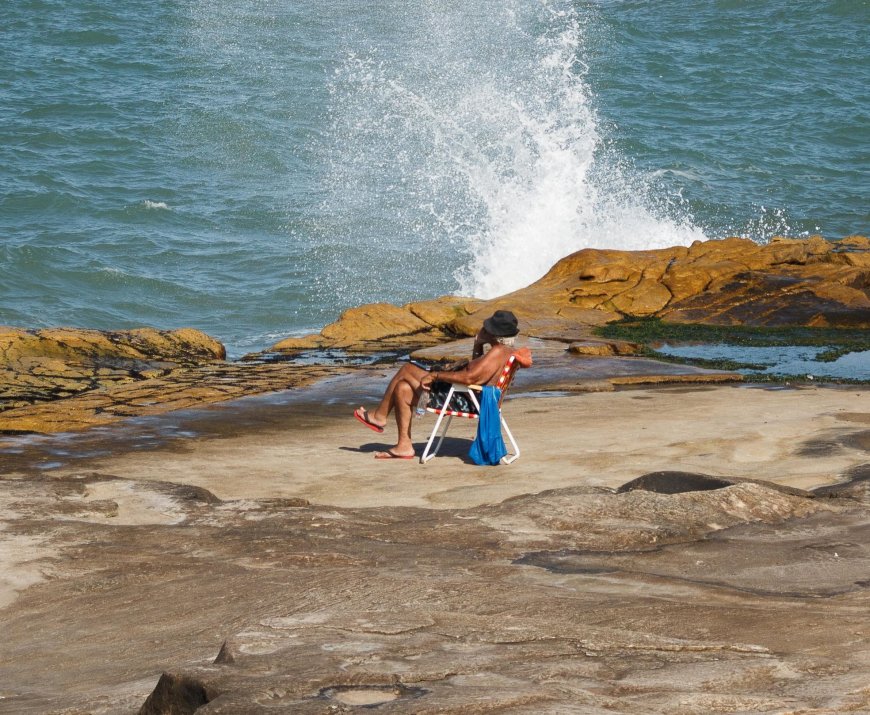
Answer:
[323,0,707,300]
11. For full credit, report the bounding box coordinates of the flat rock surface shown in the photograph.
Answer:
[0,336,736,435]
[1,381,868,714]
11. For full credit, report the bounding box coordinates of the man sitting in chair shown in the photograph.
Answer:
[353,310,520,460]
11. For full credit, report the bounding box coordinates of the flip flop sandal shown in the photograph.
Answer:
[354,408,385,434]
[374,450,415,460]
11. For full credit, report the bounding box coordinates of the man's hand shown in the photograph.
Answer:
[420,372,437,390]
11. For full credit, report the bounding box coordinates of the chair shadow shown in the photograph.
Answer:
[339,437,477,464]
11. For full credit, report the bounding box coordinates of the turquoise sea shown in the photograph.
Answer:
[1,0,867,356]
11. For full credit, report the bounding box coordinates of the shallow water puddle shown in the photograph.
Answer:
[656,344,870,379]
[320,684,427,707]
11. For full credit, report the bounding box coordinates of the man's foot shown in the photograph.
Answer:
[374,449,415,460]
[353,407,385,433]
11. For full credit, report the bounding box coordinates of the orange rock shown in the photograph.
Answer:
[0,327,226,413]
[267,334,326,352]
[320,303,429,343]
[259,235,869,354]
[568,339,641,357]
[5,235,866,433]
[406,296,484,326]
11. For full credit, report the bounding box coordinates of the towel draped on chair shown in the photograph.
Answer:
[469,386,507,465]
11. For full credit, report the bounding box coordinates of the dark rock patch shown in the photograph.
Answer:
[844,462,870,482]
[813,463,870,501]
[213,641,235,665]
[138,673,215,715]
[842,430,870,452]
[796,437,843,457]
[617,471,734,494]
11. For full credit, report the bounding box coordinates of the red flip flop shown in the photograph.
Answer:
[374,450,415,460]
[354,407,385,434]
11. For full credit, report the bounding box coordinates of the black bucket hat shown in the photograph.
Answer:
[483,310,519,337]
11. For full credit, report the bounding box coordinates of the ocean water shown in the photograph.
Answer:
[1,0,867,356]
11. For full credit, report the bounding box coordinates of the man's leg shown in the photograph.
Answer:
[359,363,428,428]
[375,379,415,458]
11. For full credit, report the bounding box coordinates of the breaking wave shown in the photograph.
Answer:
[324,0,707,300]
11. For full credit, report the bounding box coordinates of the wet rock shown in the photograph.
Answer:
[0,360,345,434]
[567,337,642,356]
[0,327,226,412]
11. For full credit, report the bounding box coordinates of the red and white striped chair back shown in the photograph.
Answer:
[494,355,519,406]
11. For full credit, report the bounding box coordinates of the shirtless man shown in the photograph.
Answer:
[353,310,520,459]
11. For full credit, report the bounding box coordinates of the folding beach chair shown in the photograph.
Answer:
[420,354,522,464]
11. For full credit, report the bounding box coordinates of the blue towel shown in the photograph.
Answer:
[469,386,507,466]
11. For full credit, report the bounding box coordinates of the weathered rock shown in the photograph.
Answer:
[3,236,865,434]
[568,338,642,356]
[617,470,814,498]
[475,482,826,552]
[406,295,485,327]
[0,361,346,434]
[0,327,226,412]
[267,302,458,353]
[260,236,870,354]
[2,469,867,714]
[138,672,214,715]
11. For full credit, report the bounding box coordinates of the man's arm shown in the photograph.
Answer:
[471,329,487,359]
[422,345,508,388]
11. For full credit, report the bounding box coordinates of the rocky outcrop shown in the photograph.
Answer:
[259,236,870,355]
[0,326,226,412]
[266,297,486,352]
[2,469,867,714]
[0,360,346,434]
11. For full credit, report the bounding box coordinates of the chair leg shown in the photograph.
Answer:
[500,416,520,464]
[421,412,452,463]
[434,415,453,458]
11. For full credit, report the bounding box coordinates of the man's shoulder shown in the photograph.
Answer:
[510,346,533,367]
[485,344,513,364]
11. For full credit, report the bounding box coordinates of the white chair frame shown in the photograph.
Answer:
[419,357,521,464]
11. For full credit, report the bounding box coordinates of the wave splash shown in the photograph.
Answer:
[325,1,707,301]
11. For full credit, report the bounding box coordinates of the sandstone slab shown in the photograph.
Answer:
[1,471,866,714]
